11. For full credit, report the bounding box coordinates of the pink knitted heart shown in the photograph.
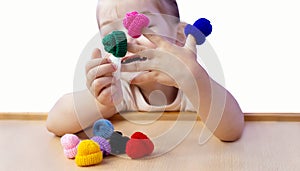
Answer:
[123,11,150,38]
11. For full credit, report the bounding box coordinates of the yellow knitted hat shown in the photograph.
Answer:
[75,140,103,167]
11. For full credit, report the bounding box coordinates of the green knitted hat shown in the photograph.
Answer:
[102,31,127,58]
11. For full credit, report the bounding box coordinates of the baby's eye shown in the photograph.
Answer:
[148,25,155,28]
[148,25,158,32]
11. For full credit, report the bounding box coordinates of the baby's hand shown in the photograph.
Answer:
[85,48,123,106]
[123,28,199,88]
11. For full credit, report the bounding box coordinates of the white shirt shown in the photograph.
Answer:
[117,72,195,112]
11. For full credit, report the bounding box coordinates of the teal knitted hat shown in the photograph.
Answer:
[102,31,127,57]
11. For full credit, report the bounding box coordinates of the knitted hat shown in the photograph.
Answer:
[60,134,80,159]
[184,18,212,45]
[126,132,154,159]
[93,119,114,139]
[193,18,212,37]
[109,131,130,155]
[102,31,127,57]
[91,136,111,157]
[123,11,150,38]
[75,140,103,167]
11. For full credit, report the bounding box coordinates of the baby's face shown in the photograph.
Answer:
[97,0,179,53]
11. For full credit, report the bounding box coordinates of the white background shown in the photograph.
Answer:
[0,0,299,112]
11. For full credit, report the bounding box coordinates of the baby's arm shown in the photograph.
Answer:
[46,49,120,136]
[46,90,116,136]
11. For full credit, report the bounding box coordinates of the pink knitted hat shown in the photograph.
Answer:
[123,11,150,38]
[61,134,81,159]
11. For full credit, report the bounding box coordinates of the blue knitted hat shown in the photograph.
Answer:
[93,119,114,139]
[184,18,212,45]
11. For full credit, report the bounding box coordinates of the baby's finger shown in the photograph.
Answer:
[130,71,154,84]
[85,58,112,75]
[184,34,197,54]
[127,43,147,53]
[97,84,121,105]
[86,63,116,86]
[96,86,112,105]
[92,48,101,59]
[121,49,159,72]
[142,27,171,49]
[91,77,113,97]
[121,61,149,73]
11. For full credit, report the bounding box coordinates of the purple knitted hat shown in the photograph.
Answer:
[91,136,111,156]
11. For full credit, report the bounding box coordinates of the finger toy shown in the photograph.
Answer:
[102,31,127,79]
[102,30,127,57]
[93,119,114,139]
[123,11,150,38]
[109,131,130,155]
[75,140,103,167]
[184,18,212,45]
[60,134,80,159]
[91,136,111,157]
[125,132,154,159]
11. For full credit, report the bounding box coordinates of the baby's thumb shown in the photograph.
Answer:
[184,35,197,54]
[91,48,102,59]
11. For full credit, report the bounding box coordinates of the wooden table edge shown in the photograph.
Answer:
[1,112,300,122]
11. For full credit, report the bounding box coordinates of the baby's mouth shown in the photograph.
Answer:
[121,55,147,64]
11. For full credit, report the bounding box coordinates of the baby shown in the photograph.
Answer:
[47,0,244,141]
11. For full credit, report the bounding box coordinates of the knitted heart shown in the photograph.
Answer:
[125,132,154,159]
[93,119,114,139]
[102,31,127,57]
[123,11,150,38]
[184,18,212,45]
[60,134,80,159]
[109,131,130,155]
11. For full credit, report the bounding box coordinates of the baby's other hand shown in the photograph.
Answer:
[85,48,123,106]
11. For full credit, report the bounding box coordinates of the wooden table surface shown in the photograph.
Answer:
[0,112,299,171]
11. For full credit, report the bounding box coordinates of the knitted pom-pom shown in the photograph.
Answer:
[91,136,111,157]
[125,132,154,159]
[75,140,103,167]
[109,131,130,155]
[123,11,150,38]
[193,18,212,37]
[102,31,127,57]
[184,18,212,45]
[93,119,114,139]
[131,132,149,139]
[60,134,80,159]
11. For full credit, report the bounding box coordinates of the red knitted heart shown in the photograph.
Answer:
[126,132,154,159]
[131,131,148,139]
